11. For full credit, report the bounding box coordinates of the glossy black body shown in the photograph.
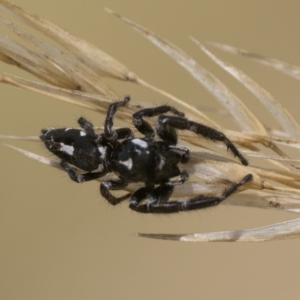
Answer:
[41,96,252,213]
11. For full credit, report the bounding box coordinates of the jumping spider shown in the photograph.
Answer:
[40,96,252,213]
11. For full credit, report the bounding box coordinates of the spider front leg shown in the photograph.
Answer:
[100,179,131,205]
[97,128,134,146]
[60,161,108,183]
[78,116,134,143]
[77,117,98,141]
[132,105,184,140]
[158,115,248,166]
[131,173,252,214]
[114,127,134,140]
[104,96,130,144]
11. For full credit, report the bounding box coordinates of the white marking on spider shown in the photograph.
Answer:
[158,155,165,170]
[77,174,84,183]
[43,130,51,136]
[98,146,107,159]
[119,158,133,170]
[60,143,74,156]
[181,200,188,210]
[102,182,112,188]
[132,139,148,149]
[65,128,72,131]
[80,131,86,136]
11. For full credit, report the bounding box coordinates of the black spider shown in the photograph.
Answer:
[40,96,252,213]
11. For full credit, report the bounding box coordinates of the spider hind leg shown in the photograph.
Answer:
[130,173,252,214]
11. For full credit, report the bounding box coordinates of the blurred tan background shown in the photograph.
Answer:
[1,1,300,299]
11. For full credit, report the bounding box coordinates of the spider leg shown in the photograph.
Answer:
[131,173,252,214]
[97,128,134,146]
[166,170,189,186]
[100,179,131,205]
[114,127,134,140]
[77,116,134,144]
[129,186,152,211]
[158,115,248,166]
[132,105,184,140]
[60,160,108,183]
[166,144,190,163]
[129,171,188,213]
[130,185,174,213]
[104,96,130,144]
[77,117,98,141]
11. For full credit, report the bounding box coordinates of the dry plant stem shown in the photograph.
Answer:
[208,41,300,81]
[136,78,220,128]
[1,1,300,242]
[0,16,118,95]
[0,0,136,81]
[0,1,212,125]
[223,191,300,213]
[106,8,299,175]
[191,41,300,168]
[194,39,300,139]
[136,217,300,242]
[0,74,105,113]
[105,8,268,134]
[0,135,39,141]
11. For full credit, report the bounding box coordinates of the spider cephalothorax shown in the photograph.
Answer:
[41,96,252,213]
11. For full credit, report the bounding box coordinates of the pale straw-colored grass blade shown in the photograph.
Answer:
[0,16,118,95]
[208,41,300,81]
[105,9,267,134]
[136,217,300,242]
[0,73,109,113]
[1,2,300,242]
[0,0,136,81]
[0,0,213,124]
[193,39,300,140]
[0,33,76,88]
[105,9,300,175]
